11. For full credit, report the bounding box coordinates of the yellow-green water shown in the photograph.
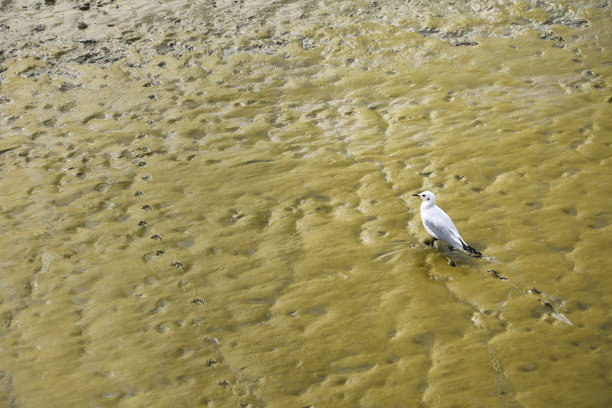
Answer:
[1,0,611,407]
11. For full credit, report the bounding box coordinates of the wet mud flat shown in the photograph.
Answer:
[1,0,611,407]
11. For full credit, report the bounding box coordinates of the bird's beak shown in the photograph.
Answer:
[411,193,420,197]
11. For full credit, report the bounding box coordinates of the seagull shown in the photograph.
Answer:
[412,191,482,257]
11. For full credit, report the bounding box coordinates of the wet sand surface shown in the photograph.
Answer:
[1,0,611,407]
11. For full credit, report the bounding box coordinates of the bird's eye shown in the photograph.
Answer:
[426,198,430,201]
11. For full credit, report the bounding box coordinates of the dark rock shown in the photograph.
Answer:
[451,40,478,47]
[545,16,588,28]
[564,18,588,28]
[418,27,440,36]
[78,2,91,10]
[124,35,141,45]
[539,32,564,42]
[135,146,152,156]
[74,38,97,45]
[72,53,95,64]
[77,22,88,30]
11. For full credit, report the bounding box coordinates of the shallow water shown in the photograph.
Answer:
[1,0,611,407]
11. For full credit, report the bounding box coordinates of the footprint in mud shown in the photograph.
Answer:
[528,287,572,326]
[226,210,245,225]
[487,269,508,281]
[122,134,168,267]
[485,266,572,326]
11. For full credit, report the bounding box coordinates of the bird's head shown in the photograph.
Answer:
[412,191,436,206]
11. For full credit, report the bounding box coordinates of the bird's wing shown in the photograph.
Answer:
[422,207,466,249]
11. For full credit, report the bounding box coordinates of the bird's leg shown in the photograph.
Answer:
[425,237,438,247]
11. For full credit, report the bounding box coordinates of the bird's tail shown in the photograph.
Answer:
[462,243,482,257]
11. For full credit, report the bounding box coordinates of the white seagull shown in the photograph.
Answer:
[412,191,482,257]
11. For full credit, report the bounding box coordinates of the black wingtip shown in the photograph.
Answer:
[463,244,482,258]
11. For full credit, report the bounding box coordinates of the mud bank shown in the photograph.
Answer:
[1,1,611,407]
